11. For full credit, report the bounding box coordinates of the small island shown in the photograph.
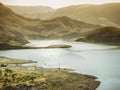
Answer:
[46,44,72,48]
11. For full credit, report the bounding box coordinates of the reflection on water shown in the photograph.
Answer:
[0,40,120,90]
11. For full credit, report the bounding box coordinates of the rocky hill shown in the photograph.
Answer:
[0,3,28,46]
[75,27,120,45]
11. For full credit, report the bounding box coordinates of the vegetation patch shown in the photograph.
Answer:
[0,68,100,90]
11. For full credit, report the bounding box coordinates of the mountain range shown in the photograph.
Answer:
[7,3,120,27]
[0,2,120,47]
[7,5,55,20]
[0,2,100,41]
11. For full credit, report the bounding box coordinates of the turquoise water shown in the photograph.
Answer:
[0,40,120,90]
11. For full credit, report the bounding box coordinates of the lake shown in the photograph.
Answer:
[0,40,120,90]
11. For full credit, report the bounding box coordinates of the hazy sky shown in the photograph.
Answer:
[0,0,120,8]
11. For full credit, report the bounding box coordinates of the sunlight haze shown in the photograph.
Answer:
[0,0,120,8]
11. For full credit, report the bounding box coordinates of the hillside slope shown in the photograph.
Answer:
[50,3,120,26]
[7,3,120,27]
[75,27,120,45]
[7,5,55,20]
[0,3,28,45]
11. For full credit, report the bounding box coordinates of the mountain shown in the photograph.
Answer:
[7,3,120,27]
[49,3,120,26]
[1,2,120,46]
[0,3,42,40]
[34,16,100,39]
[0,3,29,45]
[7,5,55,20]
[0,2,100,40]
[75,27,120,45]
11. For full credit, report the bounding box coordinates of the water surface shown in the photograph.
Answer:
[0,40,120,90]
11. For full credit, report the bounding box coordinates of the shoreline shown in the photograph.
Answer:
[0,43,72,50]
[0,56,100,90]
[0,40,120,50]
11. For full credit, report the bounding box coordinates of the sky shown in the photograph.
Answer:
[0,0,120,8]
